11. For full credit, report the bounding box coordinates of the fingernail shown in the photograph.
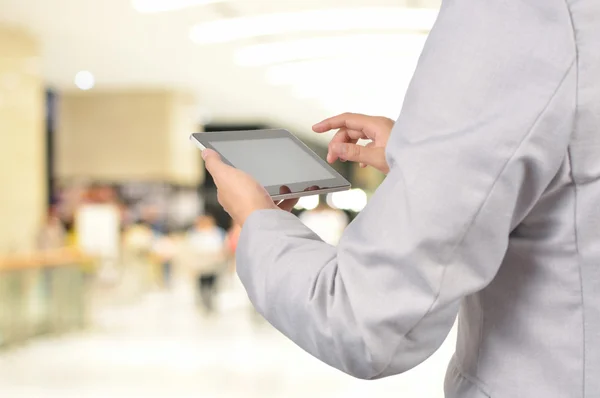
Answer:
[201,150,208,160]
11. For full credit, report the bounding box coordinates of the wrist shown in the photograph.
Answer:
[240,203,277,226]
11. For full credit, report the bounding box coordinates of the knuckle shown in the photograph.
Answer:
[348,144,361,157]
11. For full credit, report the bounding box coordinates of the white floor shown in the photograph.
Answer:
[0,275,456,398]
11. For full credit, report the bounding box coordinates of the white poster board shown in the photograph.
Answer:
[76,203,120,259]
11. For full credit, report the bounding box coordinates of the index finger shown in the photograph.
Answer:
[329,128,366,146]
[312,112,382,137]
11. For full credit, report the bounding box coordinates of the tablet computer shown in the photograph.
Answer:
[190,129,351,200]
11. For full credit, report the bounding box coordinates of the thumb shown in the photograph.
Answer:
[202,149,227,179]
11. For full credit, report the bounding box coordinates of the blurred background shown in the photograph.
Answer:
[0,0,457,397]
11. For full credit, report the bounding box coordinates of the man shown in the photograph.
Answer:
[202,0,600,396]
[151,232,177,288]
[186,215,227,314]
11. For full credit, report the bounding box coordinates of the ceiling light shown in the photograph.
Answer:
[191,8,438,45]
[316,96,405,121]
[291,85,407,118]
[287,76,413,101]
[75,71,95,90]
[262,57,417,116]
[292,82,411,101]
[265,58,419,87]
[234,34,427,67]
[132,0,221,13]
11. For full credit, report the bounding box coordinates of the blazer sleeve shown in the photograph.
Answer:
[235,0,576,380]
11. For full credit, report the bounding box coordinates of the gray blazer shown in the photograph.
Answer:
[235,0,600,396]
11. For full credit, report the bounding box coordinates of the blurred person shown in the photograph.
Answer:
[152,232,177,288]
[121,220,155,292]
[201,2,600,397]
[187,215,227,314]
[37,206,66,250]
[142,204,166,235]
[225,223,241,269]
[298,200,349,245]
[123,220,153,253]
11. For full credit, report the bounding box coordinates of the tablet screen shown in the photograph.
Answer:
[211,137,334,187]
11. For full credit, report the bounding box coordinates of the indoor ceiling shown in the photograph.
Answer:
[0,0,441,145]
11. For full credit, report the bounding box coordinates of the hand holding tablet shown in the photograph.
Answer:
[190,129,351,200]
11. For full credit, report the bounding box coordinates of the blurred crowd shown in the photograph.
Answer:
[35,182,350,317]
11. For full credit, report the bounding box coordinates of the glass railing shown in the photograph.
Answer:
[0,248,94,347]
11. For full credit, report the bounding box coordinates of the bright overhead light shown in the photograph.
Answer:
[265,57,419,88]
[132,0,221,13]
[288,79,412,116]
[295,195,320,211]
[263,57,416,116]
[235,33,427,67]
[292,82,411,101]
[316,95,405,121]
[191,8,438,44]
[288,76,413,102]
[290,84,407,118]
[263,58,413,117]
[75,71,95,90]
